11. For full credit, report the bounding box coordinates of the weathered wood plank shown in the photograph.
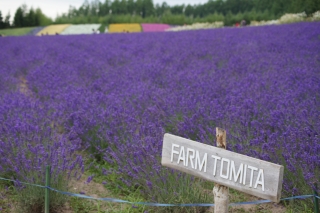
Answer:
[161,133,284,202]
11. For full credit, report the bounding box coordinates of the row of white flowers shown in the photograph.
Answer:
[311,11,320,21]
[250,20,280,26]
[61,24,102,35]
[165,22,224,31]
[250,11,320,26]
[279,12,307,24]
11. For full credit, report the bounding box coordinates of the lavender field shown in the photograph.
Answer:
[0,22,319,212]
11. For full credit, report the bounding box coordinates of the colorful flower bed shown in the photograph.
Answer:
[250,11,318,26]
[61,24,101,35]
[166,22,223,31]
[108,23,141,33]
[311,10,320,21]
[279,12,307,24]
[26,26,45,35]
[250,20,280,26]
[141,23,171,32]
[37,24,71,35]
[0,22,319,211]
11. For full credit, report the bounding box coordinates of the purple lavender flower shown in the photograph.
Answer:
[0,21,319,203]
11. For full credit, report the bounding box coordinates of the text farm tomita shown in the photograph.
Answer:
[171,144,265,191]
[162,134,284,202]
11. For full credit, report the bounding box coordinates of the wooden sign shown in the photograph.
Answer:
[161,133,284,202]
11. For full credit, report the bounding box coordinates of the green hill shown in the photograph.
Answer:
[0,27,35,36]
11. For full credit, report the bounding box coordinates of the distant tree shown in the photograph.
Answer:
[154,3,161,16]
[111,0,121,14]
[90,0,100,15]
[35,8,53,26]
[253,0,271,12]
[171,5,184,15]
[298,0,320,14]
[142,0,154,17]
[4,12,11,28]
[68,6,78,18]
[54,0,320,25]
[135,0,143,16]
[127,0,135,15]
[161,2,170,15]
[21,4,28,16]
[118,0,127,14]
[98,0,111,16]
[79,0,90,16]
[0,11,4,29]
[14,7,24,27]
[184,4,194,17]
[193,5,205,18]
[26,8,36,26]
[271,0,285,16]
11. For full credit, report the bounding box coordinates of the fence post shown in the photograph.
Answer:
[213,127,229,213]
[315,183,319,213]
[45,165,51,213]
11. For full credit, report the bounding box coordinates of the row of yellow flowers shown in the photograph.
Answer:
[36,24,141,35]
[37,24,71,36]
[108,24,141,33]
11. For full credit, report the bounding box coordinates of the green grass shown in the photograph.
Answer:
[0,181,16,213]
[0,174,316,212]
[0,27,35,36]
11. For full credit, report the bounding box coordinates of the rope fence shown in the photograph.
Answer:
[0,174,319,211]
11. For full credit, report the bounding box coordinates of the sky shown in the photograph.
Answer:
[1,0,208,21]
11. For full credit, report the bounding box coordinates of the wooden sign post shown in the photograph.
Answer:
[213,127,229,213]
[161,127,284,211]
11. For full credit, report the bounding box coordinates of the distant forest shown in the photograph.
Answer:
[0,5,52,29]
[56,0,320,25]
[1,0,320,28]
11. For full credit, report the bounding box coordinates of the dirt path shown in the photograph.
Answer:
[16,76,124,212]
[18,75,33,97]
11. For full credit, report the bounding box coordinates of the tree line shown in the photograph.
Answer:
[13,5,53,28]
[55,0,320,26]
[62,0,320,18]
[0,4,52,29]
[0,11,11,29]
[1,0,320,29]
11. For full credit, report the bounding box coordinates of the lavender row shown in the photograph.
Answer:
[0,22,319,200]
